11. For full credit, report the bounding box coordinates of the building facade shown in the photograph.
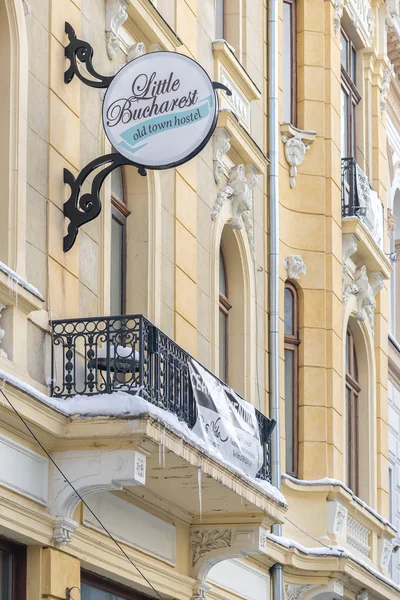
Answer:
[0,0,399,600]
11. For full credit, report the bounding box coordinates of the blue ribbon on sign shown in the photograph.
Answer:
[118,95,214,154]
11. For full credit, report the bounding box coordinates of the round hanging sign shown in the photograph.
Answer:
[102,52,218,169]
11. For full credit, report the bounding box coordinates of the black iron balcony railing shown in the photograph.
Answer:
[341,156,365,219]
[341,157,384,249]
[51,314,273,481]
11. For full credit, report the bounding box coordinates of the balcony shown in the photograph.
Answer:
[50,314,274,482]
[341,157,384,250]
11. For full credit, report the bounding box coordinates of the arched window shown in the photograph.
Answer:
[345,327,360,494]
[219,246,231,382]
[110,166,128,315]
[283,0,297,125]
[284,282,299,476]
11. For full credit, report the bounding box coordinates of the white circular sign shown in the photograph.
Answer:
[102,52,218,169]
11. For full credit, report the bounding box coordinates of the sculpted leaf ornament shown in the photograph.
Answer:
[191,529,232,567]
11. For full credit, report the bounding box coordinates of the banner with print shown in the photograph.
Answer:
[189,359,263,478]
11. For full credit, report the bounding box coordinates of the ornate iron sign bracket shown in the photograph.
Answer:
[63,22,231,252]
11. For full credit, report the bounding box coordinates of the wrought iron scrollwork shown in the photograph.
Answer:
[63,153,144,252]
[64,22,114,88]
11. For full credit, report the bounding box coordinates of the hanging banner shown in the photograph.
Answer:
[189,359,263,478]
[102,52,218,169]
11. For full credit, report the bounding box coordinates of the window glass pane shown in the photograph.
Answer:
[82,582,126,600]
[389,467,393,522]
[0,550,12,600]
[284,287,294,335]
[284,349,294,473]
[219,250,226,296]
[215,0,224,39]
[111,217,124,315]
[283,1,292,123]
[219,309,227,382]
[341,89,348,157]
[111,168,124,202]
[340,32,347,70]
[345,386,351,487]
[351,46,356,84]
[350,101,356,157]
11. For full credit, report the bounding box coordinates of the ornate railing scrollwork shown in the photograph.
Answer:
[63,153,144,252]
[64,22,114,88]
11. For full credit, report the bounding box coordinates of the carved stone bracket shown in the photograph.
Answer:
[127,42,146,61]
[211,164,258,260]
[381,63,395,115]
[189,524,268,584]
[284,255,307,280]
[105,0,128,60]
[213,129,231,183]
[49,449,146,545]
[379,537,393,571]
[354,267,384,331]
[356,590,369,600]
[281,124,317,188]
[333,0,345,35]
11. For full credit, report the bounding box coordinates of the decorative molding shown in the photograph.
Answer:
[213,129,231,183]
[284,583,312,600]
[281,124,316,188]
[284,255,307,280]
[345,0,375,46]
[381,63,395,115]
[208,559,270,600]
[105,0,128,60]
[192,529,232,567]
[356,590,369,600]
[379,537,393,570]
[49,449,146,545]
[347,515,371,557]
[0,303,7,358]
[127,42,146,61]
[0,433,48,505]
[388,207,397,233]
[219,69,250,127]
[211,164,258,260]
[327,500,348,538]
[190,525,268,582]
[333,0,345,35]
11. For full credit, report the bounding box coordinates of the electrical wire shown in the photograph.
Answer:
[283,514,345,553]
[0,388,164,600]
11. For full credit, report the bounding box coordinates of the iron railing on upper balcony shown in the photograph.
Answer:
[50,314,274,481]
[341,156,384,249]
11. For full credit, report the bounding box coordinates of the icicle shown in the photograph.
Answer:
[198,468,203,521]
[162,427,166,468]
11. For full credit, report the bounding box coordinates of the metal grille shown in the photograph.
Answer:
[51,314,274,481]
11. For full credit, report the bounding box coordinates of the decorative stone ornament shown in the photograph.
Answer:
[189,524,268,583]
[284,255,307,280]
[105,0,128,60]
[127,42,146,62]
[381,63,395,115]
[211,164,258,259]
[356,590,369,600]
[281,124,317,188]
[326,499,348,538]
[213,128,231,183]
[388,207,397,234]
[379,537,393,571]
[284,583,313,600]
